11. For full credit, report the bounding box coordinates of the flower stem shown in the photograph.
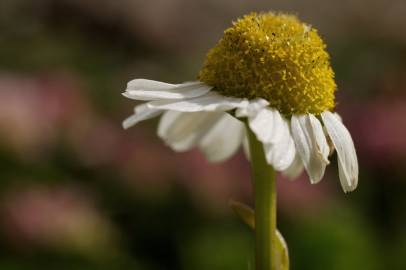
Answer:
[247,126,277,270]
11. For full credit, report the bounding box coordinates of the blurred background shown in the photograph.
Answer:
[1,0,406,269]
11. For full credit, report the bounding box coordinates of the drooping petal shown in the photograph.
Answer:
[308,114,330,164]
[234,99,268,161]
[248,108,285,144]
[124,80,212,101]
[236,100,295,168]
[291,114,330,184]
[264,138,296,171]
[148,92,248,112]
[282,152,304,180]
[198,113,245,162]
[263,119,296,171]
[321,111,358,192]
[122,103,162,129]
[157,111,222,152]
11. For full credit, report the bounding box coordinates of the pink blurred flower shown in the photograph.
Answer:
[0,73,88,158]
[341,97,406,167]
[277,172,333,215]
[1,185,118,255]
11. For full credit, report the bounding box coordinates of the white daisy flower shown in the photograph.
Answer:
[122,12,358,193]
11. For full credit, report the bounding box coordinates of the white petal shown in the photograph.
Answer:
[321,111,358,192]
[198,114,245,162]
[291,114,330,184]
[248,108,285,144]
[263,119,296,171]
[308,114,330,164]
[235,98,269,118]
[282,152,304,180]
[124,81,212,101]
[127,79,175,90]
[333,112,342,122]
[122,103,162,129]
[264,134,296,171]
[148,92,248,112]
[157,111,222,152]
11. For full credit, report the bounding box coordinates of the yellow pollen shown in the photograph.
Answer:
[198,12,336,116]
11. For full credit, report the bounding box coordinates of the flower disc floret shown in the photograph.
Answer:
[198,12,336,116]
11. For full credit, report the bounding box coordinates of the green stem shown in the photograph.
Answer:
[247,125,277,270]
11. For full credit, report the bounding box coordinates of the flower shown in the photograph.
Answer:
[122,12,358,192]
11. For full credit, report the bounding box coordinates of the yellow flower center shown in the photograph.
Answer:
[198,12,336,116]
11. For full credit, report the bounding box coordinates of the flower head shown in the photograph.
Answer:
[122,12,358,193]
[198,12,336,116]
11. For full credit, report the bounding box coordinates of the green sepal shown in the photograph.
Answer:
[230,200,289,270]
[229,199,255,229]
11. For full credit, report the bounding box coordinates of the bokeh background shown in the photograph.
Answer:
[1,0,406,269]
